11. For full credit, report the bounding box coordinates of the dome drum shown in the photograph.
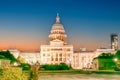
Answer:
[51,30,65,34]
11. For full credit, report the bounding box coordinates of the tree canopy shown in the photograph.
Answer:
[97,53,114,59]
[0,50,17,63]
[17,55,26,63]
[114,50,120,59]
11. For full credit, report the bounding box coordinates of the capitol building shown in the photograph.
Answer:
[6,14,118,69]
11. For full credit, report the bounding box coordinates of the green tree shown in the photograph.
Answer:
[0,51,17,63]
[97,53,114,59]
[94,53,115,70]
[114,50,120,59]
[114,50,120,71]
[19,63,31,70]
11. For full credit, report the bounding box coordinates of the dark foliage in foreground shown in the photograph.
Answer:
[19,63,31,70]
[0,50,17,63]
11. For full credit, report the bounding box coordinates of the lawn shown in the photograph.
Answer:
[38,73,120,80]
[24,70,120,80]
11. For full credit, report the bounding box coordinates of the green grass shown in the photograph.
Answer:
[38,70,120,74]
[23,70,120,80]
[23,69,120,78]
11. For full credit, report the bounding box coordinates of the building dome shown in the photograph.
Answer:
[52,23,64,30]
[49,13,67,43]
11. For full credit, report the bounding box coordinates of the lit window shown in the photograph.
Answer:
[59,54,62,57]
[43,54,45,56]
[55,58,58,61]
[59,58,62,61]
[67,54,70,57]
[56,54,58,57]
[67,48,70,51]
[51,57,54,61]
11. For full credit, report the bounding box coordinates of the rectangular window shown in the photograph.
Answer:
[59,58,62,61]
[55,58,58,61]
[43,54,45,56]
[67,54,70,57]
[56,54,58,57]
[59,54,62,57]
[51,57,54,61]
[67,49,70,51]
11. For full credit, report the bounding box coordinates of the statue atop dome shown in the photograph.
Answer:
[56,13,60,23]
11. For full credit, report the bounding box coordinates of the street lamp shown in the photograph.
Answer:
[114,58,118,70]
[114,58,118,62]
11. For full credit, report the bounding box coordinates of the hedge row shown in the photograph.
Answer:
[41,63,71,70]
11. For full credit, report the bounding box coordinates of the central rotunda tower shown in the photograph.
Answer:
[49,13,67,43]
[40,13,73,66]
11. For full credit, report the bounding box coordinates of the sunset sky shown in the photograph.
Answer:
[0,0,120,51]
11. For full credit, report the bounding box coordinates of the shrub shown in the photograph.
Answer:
[59,63,70,70]
[41,63,70,70]
[19,63,31,70]
[0,67,27,80]
[114,66,120,71]
[0,69,2,76]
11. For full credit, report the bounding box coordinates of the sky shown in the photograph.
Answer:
[0,0,120,51]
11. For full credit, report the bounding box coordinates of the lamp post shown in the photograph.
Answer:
[114,58,118,67]
[114,58,119,70]
[114,58,118,62]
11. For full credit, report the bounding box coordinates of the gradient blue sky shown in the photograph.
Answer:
[0,0,120,51]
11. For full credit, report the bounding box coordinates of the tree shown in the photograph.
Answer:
[114,50,120,71]
[97,53,114,59]
[17,55,26,63]
[19,63,31,70]
[114,50,120,59]
[0,51,17,63]
[93,53,115,70]
[30,62,40,80]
